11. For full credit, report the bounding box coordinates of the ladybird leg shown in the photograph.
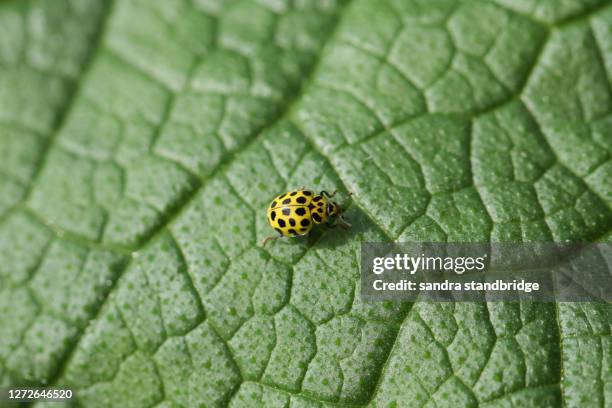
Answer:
[326,219,338,229]
[261,235,280,247]
[337,216,352,229]
[320,190,337,198]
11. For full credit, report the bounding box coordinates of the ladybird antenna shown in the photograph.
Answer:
[341,191,353,209]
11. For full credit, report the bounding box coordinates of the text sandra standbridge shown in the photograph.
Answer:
[361,242,611,302]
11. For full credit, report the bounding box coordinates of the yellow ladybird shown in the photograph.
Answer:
[262,188,351,246]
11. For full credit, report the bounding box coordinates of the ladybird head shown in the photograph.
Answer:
[330,193,352,229]
[327,201,342,218]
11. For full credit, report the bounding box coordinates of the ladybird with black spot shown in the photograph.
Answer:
[263,188,352,246]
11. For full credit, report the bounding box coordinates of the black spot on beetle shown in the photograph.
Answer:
[275,228,282,234]
[300,219,310,227]
[278,193,286,199]
[270,201,277,208]
[290,191,298,196]
[295,207,306,216]
[278,219,286,228]
[300,227,308,232]
[308,204,315,210]
[282,198,291,205]
[289,218,296,227]
[317,201,323,207]
[303,190,312,196]
[288,228,297,235]
[282,207,291,216]
[312,213,322,223]
[270,211,276,220]
[296,196,307,204]
[313,196,322,202]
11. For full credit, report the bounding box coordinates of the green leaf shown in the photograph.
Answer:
[0,0,611,407]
